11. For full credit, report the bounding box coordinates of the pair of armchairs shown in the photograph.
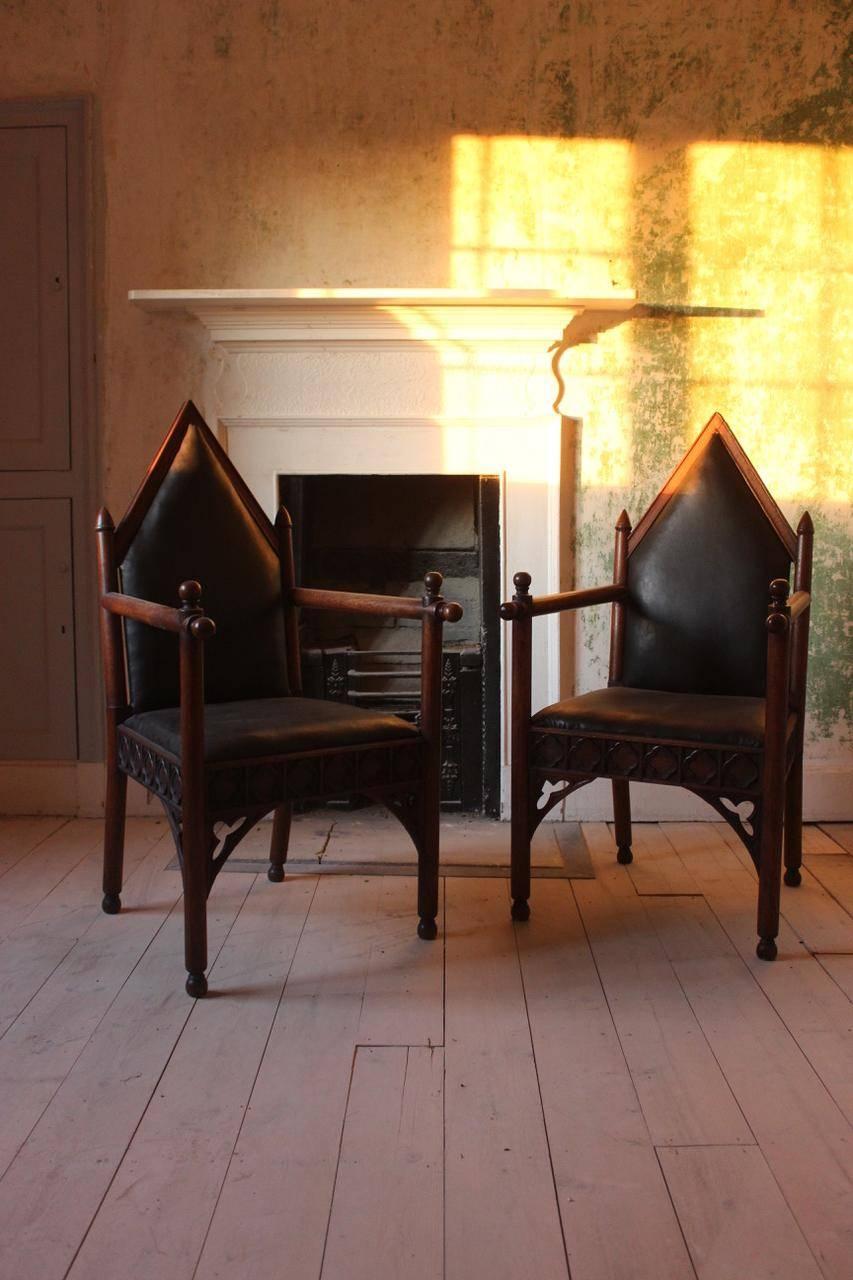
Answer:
[98,406,811,996]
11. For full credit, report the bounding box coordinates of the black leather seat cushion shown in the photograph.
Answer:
[123,697,419,764]
[532,687,769,748]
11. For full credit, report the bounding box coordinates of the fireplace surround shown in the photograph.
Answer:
[129,289,643,815]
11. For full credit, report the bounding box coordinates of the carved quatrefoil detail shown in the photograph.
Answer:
[607,741,641,776]
[531,734,566,770]
[643,745,679,782]
[683,749,719,786]
[568,737,603,773]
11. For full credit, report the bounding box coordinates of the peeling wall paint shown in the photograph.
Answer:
[0,0,849,782]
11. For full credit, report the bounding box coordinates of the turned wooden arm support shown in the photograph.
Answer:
[765,579,813,738]
[500,578,626,621]
[101,581,217,640]
[765,580,811,634]
[291,571,463,624]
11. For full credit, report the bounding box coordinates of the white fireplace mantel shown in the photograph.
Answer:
[128,287,641,351]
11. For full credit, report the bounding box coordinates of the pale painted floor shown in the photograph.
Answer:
[0,812,851,1280]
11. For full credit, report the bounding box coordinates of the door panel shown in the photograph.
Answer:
[0,126,70,471]
[0,499,77,759]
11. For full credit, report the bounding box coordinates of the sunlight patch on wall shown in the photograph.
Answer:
[450,135,632,295]
[687,141,852,506]
[445,134,635,489]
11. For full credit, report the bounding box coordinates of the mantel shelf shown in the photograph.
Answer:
[128,288,762,356]
[128,287,637,310]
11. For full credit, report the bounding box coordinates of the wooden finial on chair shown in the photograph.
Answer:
[767,578,790,633]
[513,571,532,599]
[422,570,443,605]
[179,580,203,610]
[178,581,215,638]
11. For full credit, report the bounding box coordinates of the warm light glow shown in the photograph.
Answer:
[687,141,852,504]
[451,135,632,294]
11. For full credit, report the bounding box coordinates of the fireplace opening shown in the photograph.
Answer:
[278,473,501,815]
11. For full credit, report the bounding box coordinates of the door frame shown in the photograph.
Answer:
[0,97,100,761]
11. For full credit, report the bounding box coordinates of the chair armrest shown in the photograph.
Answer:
[291,583,463,624]
[101,584,216,639]
[500,583,626,621]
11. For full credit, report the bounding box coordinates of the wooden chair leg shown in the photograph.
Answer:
[783,752,804,887]
[268,803,292,883]
[417,788,439,941]
[511,792,532,921]
[181,812,210,998]
[612,778,633,864]
[101,765,127,914]
[756,801,783,962]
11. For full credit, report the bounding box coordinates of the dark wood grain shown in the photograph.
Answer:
[500,583,625,621]
[608,509,631,688]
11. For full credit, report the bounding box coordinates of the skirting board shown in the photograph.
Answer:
[0,759,850,821]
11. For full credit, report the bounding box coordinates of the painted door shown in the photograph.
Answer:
[0,125,70,471]
[0,500,77,758]
[0,122,78,758]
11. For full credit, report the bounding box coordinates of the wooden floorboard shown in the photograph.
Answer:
[621,820,700,896]
[716,822,853,953]
[321,1045,444,1280]
[662,822,853,1125]
[443,877,569,1280]
[0,819,167,1038]
[0,816,68,880]
[517,868,695,1279]
[0,819,114,939]
[802,855,853,923]
[818,954,853,1001]
[67,873,317,1280]
[0,815,851,1279]
[575,824,752,1148]
[646,894,853,1280]
[0,871,255,1280]
[818,824,853,855]
[194,874,443,1280]
[658,1145,823,1280]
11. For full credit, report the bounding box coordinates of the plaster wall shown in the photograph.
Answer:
[1,0,849,810]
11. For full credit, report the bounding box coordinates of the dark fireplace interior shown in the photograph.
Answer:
[278,473,500,814]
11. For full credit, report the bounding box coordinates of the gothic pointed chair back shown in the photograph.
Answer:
[502,412,813,963]
[621,424,794,697]
[115,401,291,712]
[96,402,462,998]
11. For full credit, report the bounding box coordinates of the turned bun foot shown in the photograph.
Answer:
[185,972,208,998]
[102,892,121,915]
[511,898,530,922]
[267,864,285,883]
[756,937,778,962]
[417,916,438,941]
[617,845,633,865]
[784,867,802,887]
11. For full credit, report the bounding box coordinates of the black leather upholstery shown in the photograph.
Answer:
[532,686,772,748]
[123,697,419,763]
[120,425,289,712]
[622,435,791,697]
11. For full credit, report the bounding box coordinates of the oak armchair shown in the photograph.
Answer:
[501,413,813,960]
[97,401,462,996]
